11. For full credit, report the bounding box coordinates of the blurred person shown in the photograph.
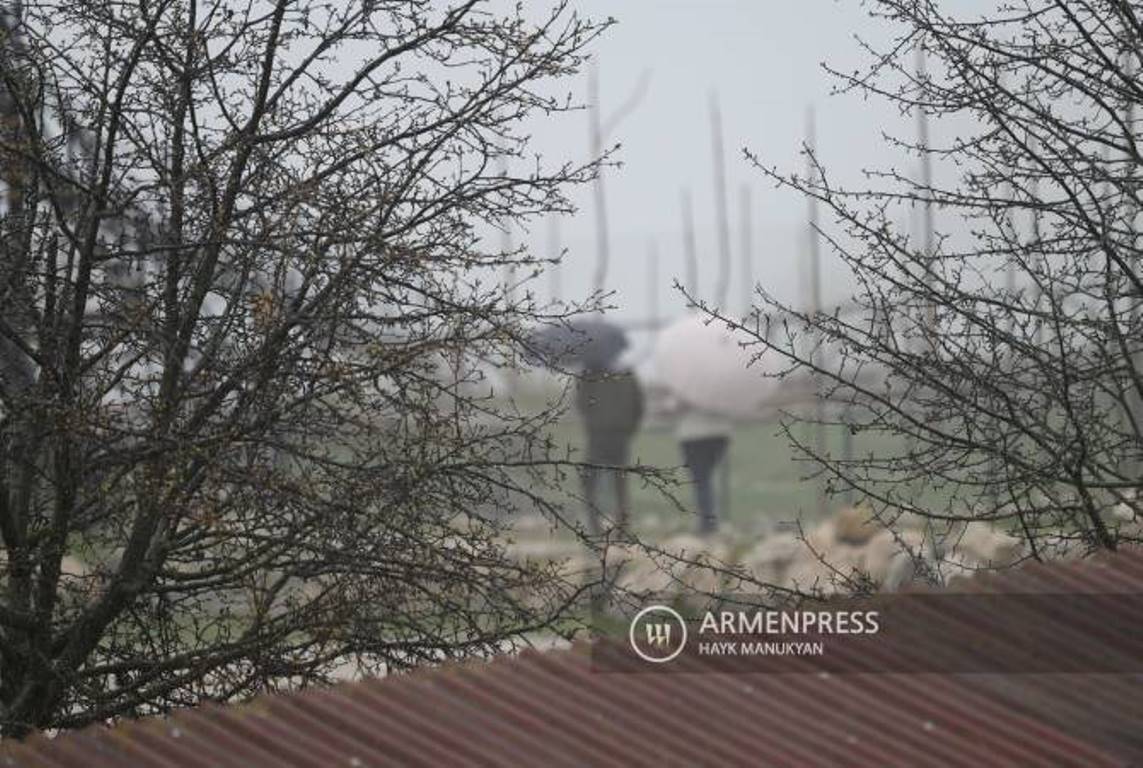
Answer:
[675,404,733,535]
[652,314,756,534]
[576,366,644,536]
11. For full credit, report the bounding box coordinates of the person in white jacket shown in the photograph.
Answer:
[674,405,733,534]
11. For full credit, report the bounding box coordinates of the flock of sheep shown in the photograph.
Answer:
[513,505,1032,600]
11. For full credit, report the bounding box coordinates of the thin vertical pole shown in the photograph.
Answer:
[499,157,515,287]
[720,445,732,525]
[451,261,464,434]
[647,238,660,328]
[710,91,731,308]
[739,184,754,315]
[1030,131,1043,348]
[998,72,1017,334]
[806,109,822,320]
[499,156,516,397]
[996,72,1016,503]
[589,62,610,295]
[1122,51,1142,482]
[547,213,562,307]
[916,46,942,565]
[807,107,827,518]
[917,46,937,341]
[1026,153,1048,522]
[681,188,699,304]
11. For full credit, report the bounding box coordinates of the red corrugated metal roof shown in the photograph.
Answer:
[4,547,1143,767]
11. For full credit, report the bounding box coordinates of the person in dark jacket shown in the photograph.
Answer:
[575,368,644,536]
[674,404,733,534]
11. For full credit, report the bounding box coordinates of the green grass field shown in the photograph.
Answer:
[545,415,883,540]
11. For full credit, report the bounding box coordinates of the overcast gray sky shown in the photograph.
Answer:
[516,0,966,325]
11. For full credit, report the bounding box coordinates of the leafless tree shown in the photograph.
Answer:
[0,0,611,735]
[731,0,1143,569]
